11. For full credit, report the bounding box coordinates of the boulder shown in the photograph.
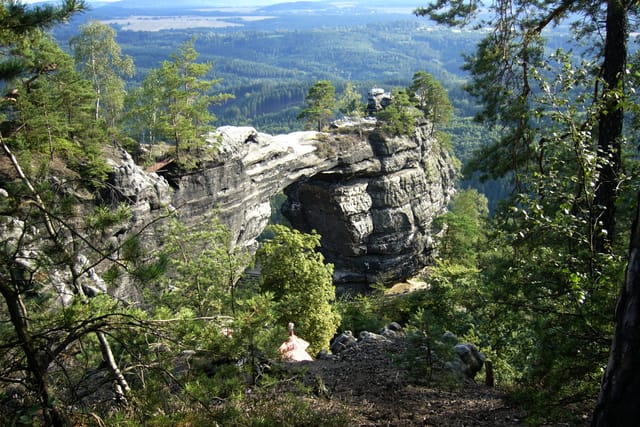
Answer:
[330,331,358,354]
[378,322,405,339]
[367,87,393,115]
[448,343,486,381]
[359,330,390,343]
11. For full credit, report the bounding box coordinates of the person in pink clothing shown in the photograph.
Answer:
[278,322,313,362]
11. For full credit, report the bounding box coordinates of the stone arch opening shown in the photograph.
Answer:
[167,124,455,294]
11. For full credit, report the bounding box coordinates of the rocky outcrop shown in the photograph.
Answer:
[110,120,456,291]
[282,122,455,290]
[367,87,393,115]
[323,325,486,385]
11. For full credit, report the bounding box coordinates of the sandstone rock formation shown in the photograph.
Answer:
[367,87,393,115]
[282,122,455,291]
[110,119,456,292]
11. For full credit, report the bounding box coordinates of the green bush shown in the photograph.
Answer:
[257,225,341,354]
[335,291,388,336]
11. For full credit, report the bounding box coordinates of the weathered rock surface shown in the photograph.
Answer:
[280,122,456,290]
[108,120,456,291]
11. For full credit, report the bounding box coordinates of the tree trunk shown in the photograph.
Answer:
[592,193,640,426]
[97,331,131,403]
[0,283,68,426]
[593,0,627,254]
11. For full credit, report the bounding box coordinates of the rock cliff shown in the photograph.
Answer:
[111,120,456,292]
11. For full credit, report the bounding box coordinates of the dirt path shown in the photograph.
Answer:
[279,338,585,426]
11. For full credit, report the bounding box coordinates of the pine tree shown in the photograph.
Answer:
[297,80,336,131]
[153,39,233,168]
[124,68,164,152]
[0,0,86,83]
[8,36,109,182]
[376,88,420,136]
[409,71,453,132]
[337,81,363,118]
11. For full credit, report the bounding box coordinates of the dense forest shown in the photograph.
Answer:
[55,10,528,206]
[2,0,640,426]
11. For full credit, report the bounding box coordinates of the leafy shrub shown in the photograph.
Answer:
[375,88,421,136]
[335,290,388,336]
[257,225,341,354]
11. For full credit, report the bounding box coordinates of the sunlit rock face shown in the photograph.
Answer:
[281,121,456,291]
[112,120,456,292]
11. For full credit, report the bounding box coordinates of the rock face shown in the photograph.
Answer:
[282,123,455,290]
[112,120,456,292]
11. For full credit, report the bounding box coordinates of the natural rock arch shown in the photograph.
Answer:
[112,121,456,292]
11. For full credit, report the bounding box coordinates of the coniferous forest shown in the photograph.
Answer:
[1,0,640,425]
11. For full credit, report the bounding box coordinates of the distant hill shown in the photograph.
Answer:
[48,0,570,210]
[256,1,336,13]
[90,0,284,8]
[86,0,424,10]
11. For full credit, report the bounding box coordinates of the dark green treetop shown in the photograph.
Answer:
[297,80,336,131]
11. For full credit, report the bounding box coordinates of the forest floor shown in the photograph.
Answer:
[267,337,593,426]
[240,279,593,426]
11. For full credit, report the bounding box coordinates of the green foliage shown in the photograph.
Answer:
[257,225,341,354]
[0,0,86,82]
[129,39,233,168]
[297,80,336,131]
[123,67,164,155]
[157,216,252,317]
[335,288,388,336]
[337,81,364,117]
[409,70,453,130]
[86,203,132,230]
[414,0,479,27]
[0,186,163,424]
[462,50,631,406]
[120,386,353,427]
[2,35,111,184]
[239,390,353,426]
[70,20,134,132]
[401,307,456,384]
[478,216,621,396]
[375,88,421,136]
[149,216,284,394]
[414,2,638,420]
[433,189,488,267]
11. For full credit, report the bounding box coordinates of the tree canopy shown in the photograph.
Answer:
[70,20,134,130]
[416,0,640,422]
[375,88,421,136]
[337,81,364,117]
[257,225,341,354]
[130,39,233,168]
[0,0,86,82]
[297,80,336,131]
[418,0,637,253]
[409,70,453,131]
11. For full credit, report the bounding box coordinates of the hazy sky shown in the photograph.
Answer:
[21,0,121,3]
[20,0,289,3]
